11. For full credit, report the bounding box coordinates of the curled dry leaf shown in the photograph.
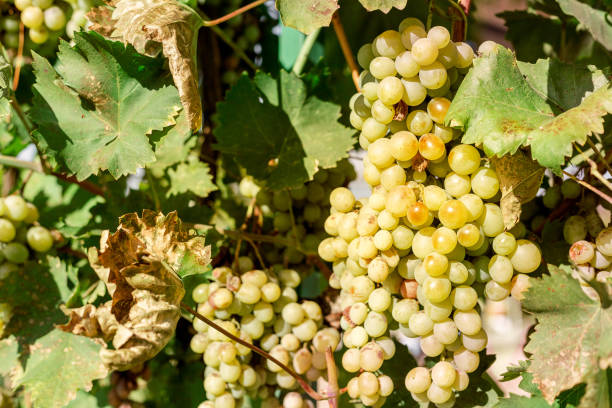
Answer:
[491,150,545,230]
[87,0,203,131]
[59,210,211,371]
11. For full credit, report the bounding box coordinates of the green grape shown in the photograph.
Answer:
[377,76,404,105]
[509,240,542,273]
[478,40,501,56]
[419,62,447,89]
[26,226,53,252]
[561,179,581,199]
[4,196,28,222]
[431,361,456,388]
[427,97,451,124]
[492,232,516,256]
[471,167,499,199]
[370,56,397,79]
[454,42,475,68]
[418,133,445,160]
[427,26,450,49]
[3,242,29,264]
[406,110,432,136]
[400,25,427,50]
[0,219,16,243]
[21,6,44,29]
[411,38,438,65]
[395,51,420,78]
[543,185,561,209]
[373,30,405,58]
[405,367,431,393]
[357,44,375,69]
[401,77,427,106]
[44,6,66,30]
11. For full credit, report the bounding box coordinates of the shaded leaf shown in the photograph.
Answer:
[148,110,196,175]
[214,71,355,190]
[110,0,204,130]
[492,151,545,229]
[0,260,65,348]
[556,0,612,52]
[30,32,182,180]
[517,59,609,112]
[276,0,338,34]
[500,360,530,382]
[17,330,108,408]
[358,0,408,13]
[46,255,80,304]
[497,10,563,63]
[522,265,612,403]
[446,48,612,172]
[167,159,217,198]
[298,271,328,299]
[0,336,19,379]
[62,211,210,370]
[579,368,610,408]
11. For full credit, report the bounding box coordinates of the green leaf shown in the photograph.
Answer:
[500,360,530,382]
[358,0,407,13]
[65,390,105,408]
[46,255,80,304]
[298,270,328,299]
[276,0,338,34]
[214,71,355,190]
[495,394,553,408]
[167,158,217,198]
[30,31,182,180]
[446,48,612,171]
[148,110,196,175]
[522,265,612,403]
[0,336,19,377]
[0,44,11,99]
[0,260,65,348]
[18,330,108,408]
[556,0,612,51]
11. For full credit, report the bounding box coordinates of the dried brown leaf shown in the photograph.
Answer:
[110,0,204,131]
[61,210,210,371]
[492,150,544,230]
[86,6,115,37]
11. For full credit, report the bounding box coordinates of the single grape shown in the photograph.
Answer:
[21,6,44,29]
[26,226,53,252]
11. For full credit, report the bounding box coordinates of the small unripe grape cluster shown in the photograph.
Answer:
[1,0,91,49]
[0,194,55,335]
[238,160,355,266]
[191,263,340,408]
[320,18,543,407]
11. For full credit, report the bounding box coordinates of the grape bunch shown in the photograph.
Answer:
[319,18,543,407]
[0,194,55,335]
[1,0,91,49]
[239,159,356,265]
[190,263,340,408]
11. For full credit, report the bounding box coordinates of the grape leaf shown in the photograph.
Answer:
[497,10,563,63]
[358,0,408,13]
[29,31,182,181]
[167,158,217,198]
[446,48,612,172]
[214,71,355,190]
[61,211,210,370]
[109,0,204,130]
[522,265,612,403]
[491,151,545,229]
[17,329,108,408]
[0,336,19,379]
[517,59,609,112]
[46,255,80,304]
[276,0,338,34]
[0,260,65,348]
[556,0,612,52]
[0,44,11,99]
[148,110,196,175]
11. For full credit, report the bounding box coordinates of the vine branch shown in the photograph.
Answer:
[562,170,612,205]
[12,21,25,91]
[203,0,267,26]
[181,302,326,401]
[448,0,468,42]
[332,13,360,91]
[292,28,321,76]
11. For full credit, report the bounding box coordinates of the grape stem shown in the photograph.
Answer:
[585,138,612,177]
[426,0,436,30]
[448,0,468,42]
[12,21,25,91]
[202,0,267,27]
[331,13,360,91]
[180,302,328,401]
[198,11,257,70]
[562,170,612,205]
[292,28,321,76]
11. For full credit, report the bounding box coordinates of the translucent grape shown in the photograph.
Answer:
[395,51,420,78]
[374,30,405,58]
[419,62,448,89]
[509,240,542,273]
[407,110,433,136]
[401,77,428,106]
[411,38,439,65]
[370,57,397,79]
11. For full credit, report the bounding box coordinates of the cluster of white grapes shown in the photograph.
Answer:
[191,262,340,408]
[239,159,356,264]
[0,194,55,335]
[318,18,543,407]
[1,0,91,47]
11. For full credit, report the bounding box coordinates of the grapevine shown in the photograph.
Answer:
[0,0,611,408]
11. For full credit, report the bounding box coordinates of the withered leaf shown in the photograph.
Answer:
[86,6,115,38]
[61,210,211,371]
[93,0,204,131]
[491,150,544,230]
